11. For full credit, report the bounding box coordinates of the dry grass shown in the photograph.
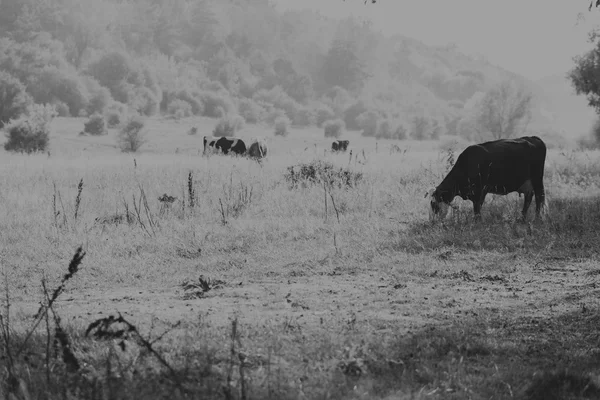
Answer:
[1,116,600,399]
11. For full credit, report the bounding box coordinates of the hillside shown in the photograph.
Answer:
[0,0,592,147]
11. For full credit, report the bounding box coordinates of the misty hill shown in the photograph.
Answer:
[0,0,594,147]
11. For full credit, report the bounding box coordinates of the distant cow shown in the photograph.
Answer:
[426,136,547,221]
[203,136,247,156]
[331,140,350,152]
[247,138,268,159]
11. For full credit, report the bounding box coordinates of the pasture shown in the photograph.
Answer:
[2,117,600,399]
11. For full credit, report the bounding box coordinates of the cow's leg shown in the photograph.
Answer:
[533,181,546,221]
[521,192,534,222]
[472,194,485,221]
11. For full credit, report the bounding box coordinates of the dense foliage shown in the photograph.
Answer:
[0,0,539,142]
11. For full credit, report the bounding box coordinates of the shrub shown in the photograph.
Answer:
[324,119,345,138]
[412,116,431,140]
[86,85,112,115]
[107,101,129,116]
[106,110,122,128]
[314,103,336,127]
[29,66,89,116]
[167,99,193,119]
[52,100,70,117]
[393,124,407,140]
[86,51,133,92]
[164,89,203,115]
[284,160,363,189]
[343,101,369,130]
[4,104,56,153]
[356,110,379,137]
[213,114,245,137]
[376,119,393,139]
[238,98,265,124]
[0,71,33,128]
[199,91,234,118]
[274,115,291,137]
[131,87,160,116]
[252,86,300,121]
[84,113,107,136]
[117,116,146,152]
[293,107,317,127]
[265,108,287,125]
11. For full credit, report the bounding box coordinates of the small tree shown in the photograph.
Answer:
[274,115,291,137]
[117,116,146,152]
[213,114,245,137]
[84,113,107,135]
[376,119,392,139]
[0,71,33,128]
[4,104,56,153]
[324,119,345,138]
[393,124,407,140]
[475,80,532,139]
[356,110,379,137]
[411,116,431,140]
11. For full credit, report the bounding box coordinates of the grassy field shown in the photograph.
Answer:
[2,116,600,399]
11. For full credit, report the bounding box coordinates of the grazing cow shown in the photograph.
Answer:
[331,140,350,152]
[248,138,268,159]
[426,136,547,221]
[203,136,247,156]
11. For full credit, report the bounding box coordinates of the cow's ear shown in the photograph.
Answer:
[424,188,436,198]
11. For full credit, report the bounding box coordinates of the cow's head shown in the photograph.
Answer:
[425,187,449,221]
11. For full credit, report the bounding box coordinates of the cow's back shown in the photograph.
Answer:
[457,136,546,193]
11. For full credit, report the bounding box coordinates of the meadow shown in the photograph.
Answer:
[2,117,600,399]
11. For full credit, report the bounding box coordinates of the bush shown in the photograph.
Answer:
[84,113,107,136]
[4,104,56,153]
[52,100,70,117]
[213,114,245,137]
[412,116,431,140]
[274,115,291,137]
[264,108,286,125]
[117,116,146,152]
[164,89,203,115]
[86,85,112,115]
[167,99,193,119]
[356,111,379,137]
[106,110,122,128]
[293,107,317,127]
[29,66,89,117]
[314,103,336,127]
[238,98,265,124]
[86,51,134,93]
[393,124,407,140]
[323,119,345,138]
[0,71,33,128]
[131,87,160,116]
[252,86,300,121]
[199,91,234,118]
[376,119,393,139]
[343,101,369,130]
[284,160,362,189]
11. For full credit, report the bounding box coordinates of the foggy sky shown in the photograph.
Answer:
[275,0,600,81]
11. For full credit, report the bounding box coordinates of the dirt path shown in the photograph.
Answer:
[11,257,599,336]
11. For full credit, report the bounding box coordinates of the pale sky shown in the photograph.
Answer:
[275,0,600,81]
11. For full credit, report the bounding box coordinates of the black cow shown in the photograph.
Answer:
[331,140,350,152]
[426,136,547,221]
[203,136,247,156]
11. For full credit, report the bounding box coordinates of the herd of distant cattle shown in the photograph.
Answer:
[203,134,549,222]
[202,136,350,159]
